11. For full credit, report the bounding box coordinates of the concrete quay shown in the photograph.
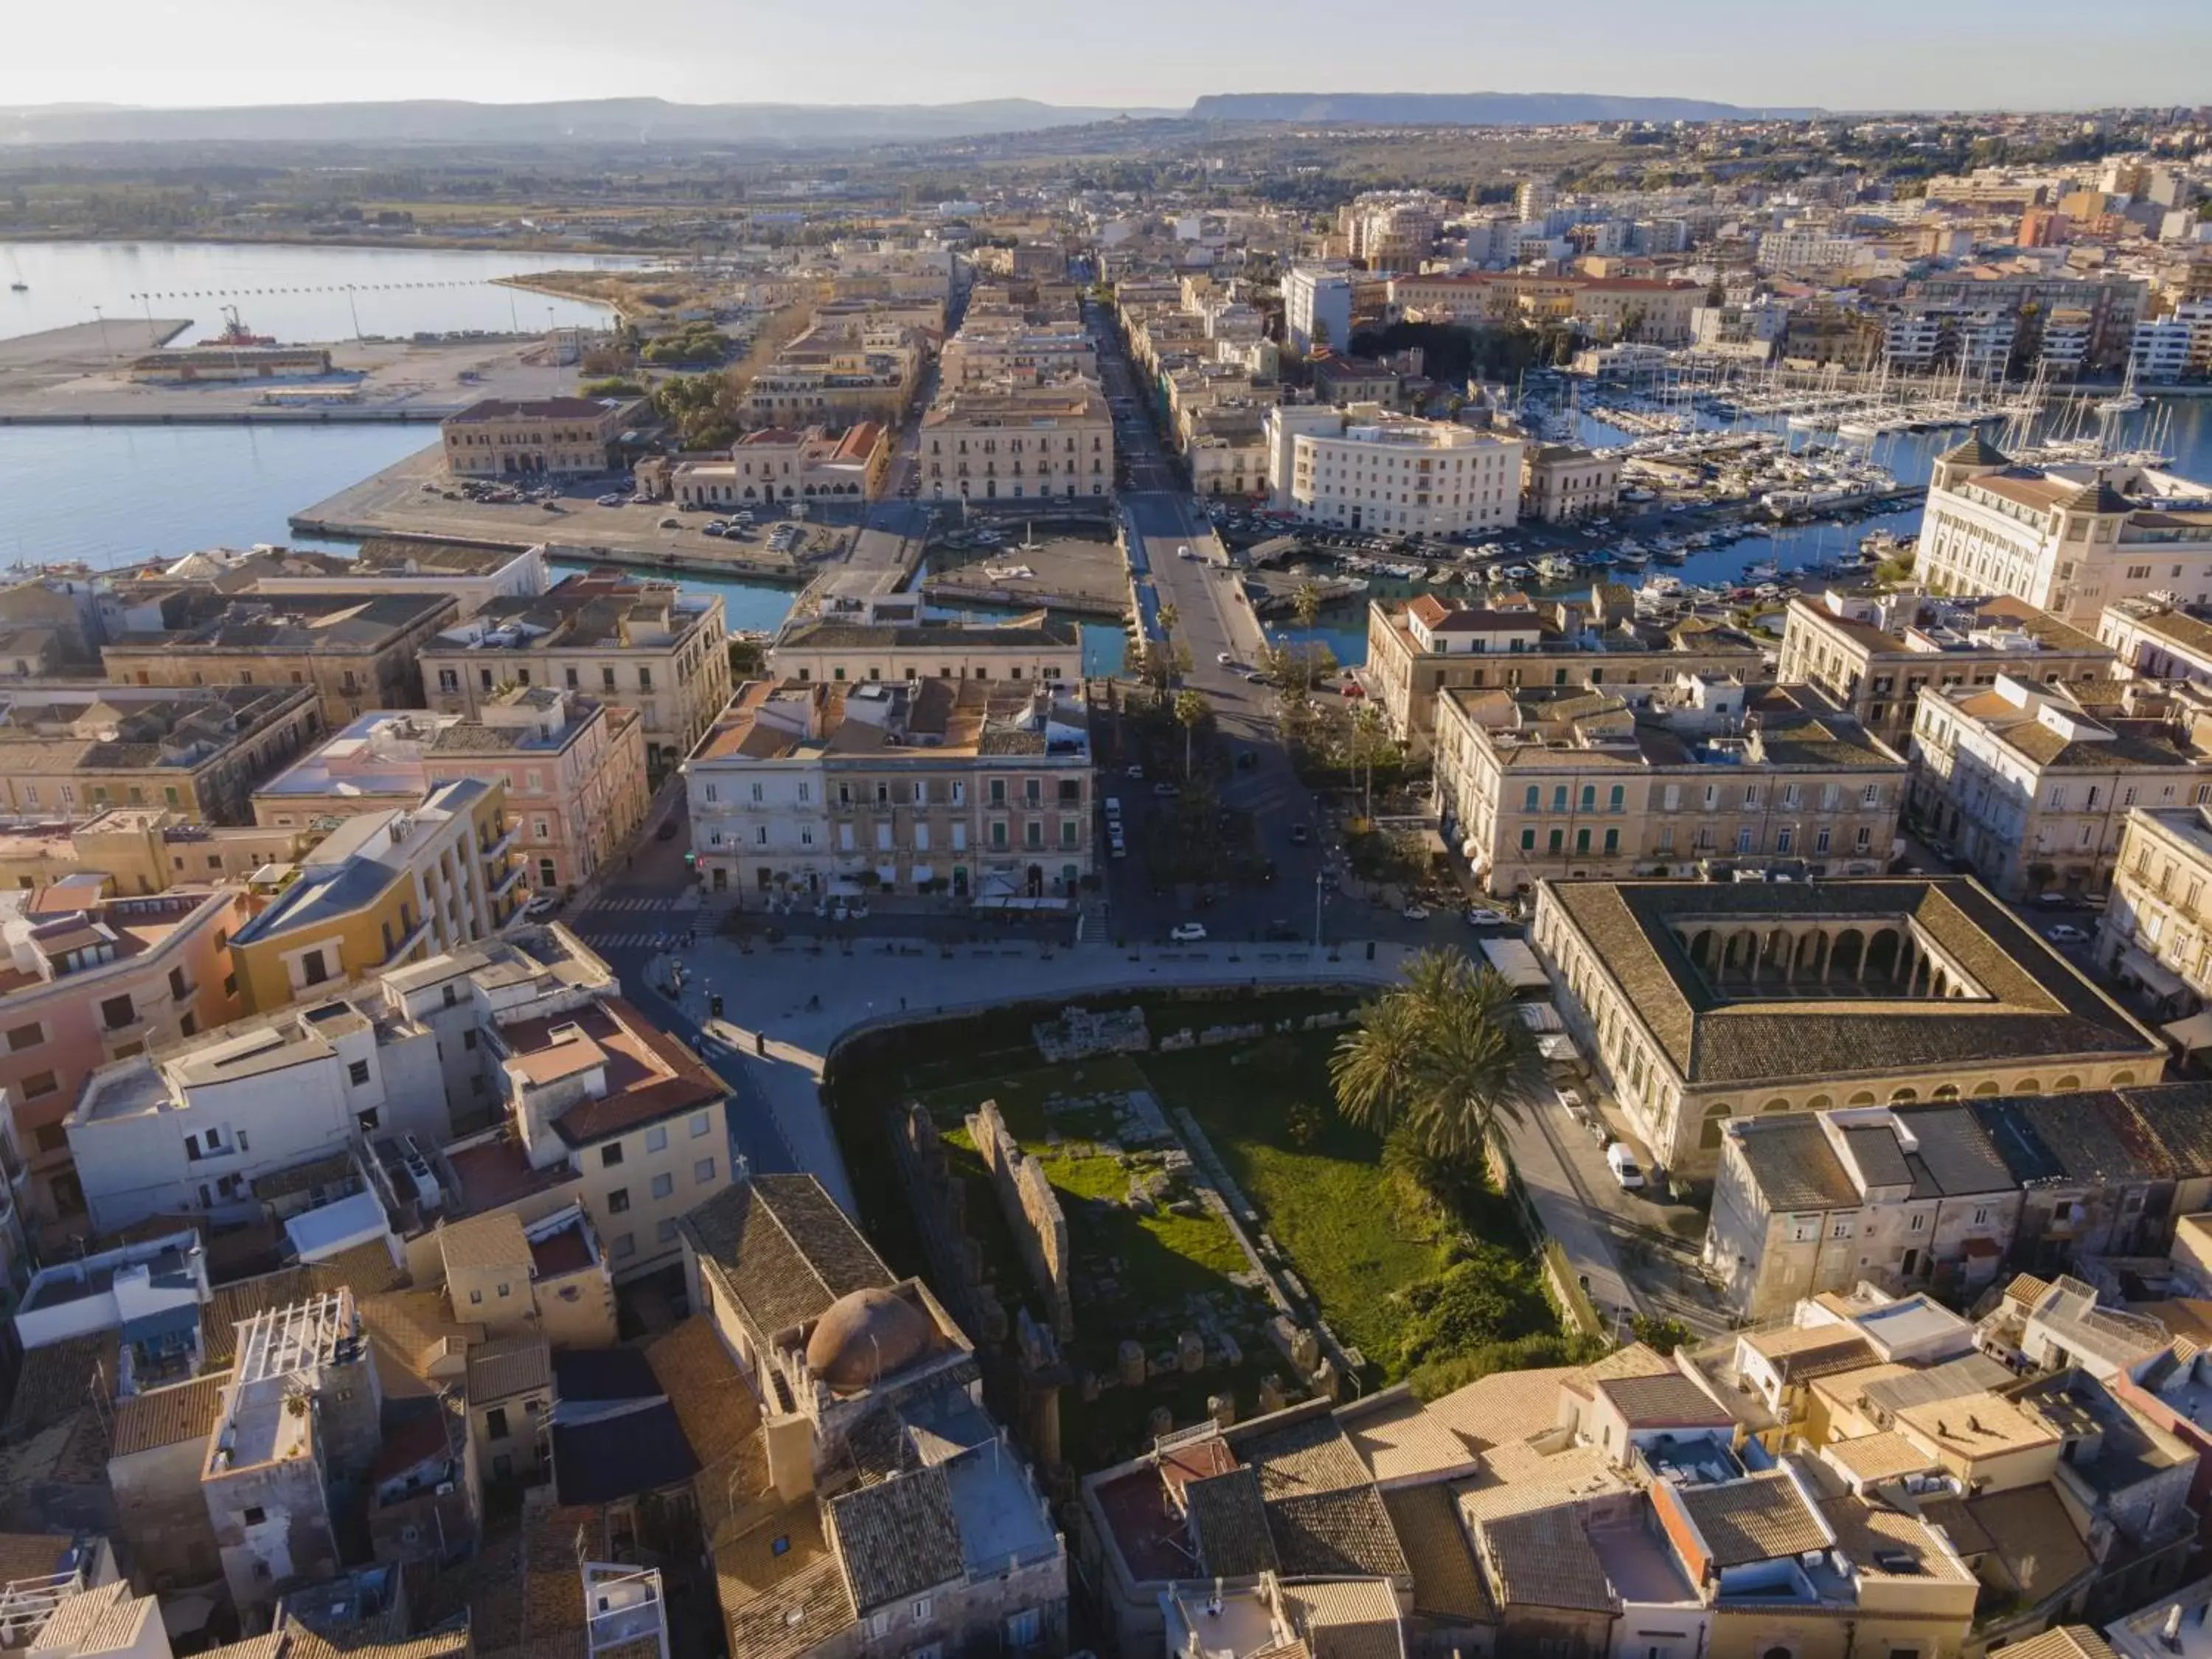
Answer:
[0,330,585,426]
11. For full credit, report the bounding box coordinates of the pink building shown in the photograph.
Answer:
[0,875,248,1232]
[251,688,650,893]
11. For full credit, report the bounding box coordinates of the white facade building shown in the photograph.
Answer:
[1282,265,1354,355]
[1266,404,1523,536]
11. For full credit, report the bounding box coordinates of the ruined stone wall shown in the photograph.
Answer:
[967,1101,1075,1343]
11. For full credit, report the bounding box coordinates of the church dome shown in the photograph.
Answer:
[804,1287,933,1392]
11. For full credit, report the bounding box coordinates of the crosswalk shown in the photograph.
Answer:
[576,930,664,951]
[573,897,695,953]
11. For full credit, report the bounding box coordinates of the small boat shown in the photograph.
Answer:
[1742,558,1781,581]
[2097,360,2144,417]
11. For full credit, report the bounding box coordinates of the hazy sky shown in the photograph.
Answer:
[4,0,2208,113]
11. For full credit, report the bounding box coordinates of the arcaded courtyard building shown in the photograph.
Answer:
[1531,877,2164,1180]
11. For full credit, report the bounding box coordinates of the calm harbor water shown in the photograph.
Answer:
[0,240,643,344]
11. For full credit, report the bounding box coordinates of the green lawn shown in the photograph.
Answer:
[1144,1028,1458,1372]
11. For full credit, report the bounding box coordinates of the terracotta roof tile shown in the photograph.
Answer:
[108,1370,229,1459]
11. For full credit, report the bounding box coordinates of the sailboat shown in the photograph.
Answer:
[5,254,24,293]
[2097,358,2145,417]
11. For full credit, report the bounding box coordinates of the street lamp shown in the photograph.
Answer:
[1313,870,1324,952]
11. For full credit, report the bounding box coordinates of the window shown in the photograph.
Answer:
[486,1408,509,1441]
[243,1506,266,1527]
[601,1142,623,1167]
[612,1233,636,1260]
[469,1288,484,1305]
[5,1023,41,1053]
[18,1071,55,1099]
[912,1598,934,1624]
[302,950,330,987]
[1005,1610,1041,1650]
[696,1157,717,1183]
[689,1111,712,1138]
[652,1173,674,1200]
[645,1125,668,1153]
[658,1217,681,1244]
[607,1188,631,1214]
[347,1059,371,1087]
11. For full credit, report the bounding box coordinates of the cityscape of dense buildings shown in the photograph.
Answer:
[4,77,2212,1659]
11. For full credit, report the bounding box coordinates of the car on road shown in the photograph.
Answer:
[655,820,679,841]
[1402,903,1431,920]
[1151,782,1180,799]
[1288,824,1311,846]
[1243,670,1267,684]
[2045,923,2090,945]
[596,493,625,507]
[1108,833,1127,859]
[522,894,563,920]
[1169,922,1208,943]
[1604,1142,1646,1190]
[1178,546,1196,560]
[2031,891,2074,908]
[1555,1085,1585,1113]
[1216,652,1234,665]
[1464,907,1508,927]
[658,516,679,529]
[1125,764,1144,780]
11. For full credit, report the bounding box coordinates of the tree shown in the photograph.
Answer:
[1174,689,1210,779]
[1330,948,1543,1164]
[1157,601,1180,639]
[1291,582,1324,630]
[1349,700,1391,819]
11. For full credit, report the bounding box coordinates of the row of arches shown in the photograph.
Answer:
[1694,1071,2142,1147]
[1680,921,1973,998]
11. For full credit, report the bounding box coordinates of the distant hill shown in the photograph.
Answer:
[0,96,1181,147]
[1188,91,1822,124]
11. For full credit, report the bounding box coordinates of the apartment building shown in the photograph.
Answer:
[1778,589,2118,751]
[1916,439,2212,623]
[1907,675,2212,902]
[684,678,1094,901]
[1913,265,2145,372]
[919,383,1113,501]
[941,317,1098,388]
[416,572,730,776]
[1265,403,1524,537]
[1531,876,2163,1178]
[102,588,457,729]
[1711,1082,2212,1321]
[1339,190,1444,273]
[769,609,1082,687]
[0,880,250,1231]
[664,422,891,507]
[2101,598,2212,689]
[740,320,924,425]
[152,538,551,620]
[0,809,313,896]
[439,396,622,479]
[1520,444,1622,522]
[1082,1344,1980,1659]
[1387,271,1704,345]
[487,996,730,1281]
[1363,593,1768,759]
[1281,264,1354,354]
[229,777,520,1013]
[252,689,649,893]
[2096,806,2212,1020]
[0,683,324,825]
[1435,678,1905,896]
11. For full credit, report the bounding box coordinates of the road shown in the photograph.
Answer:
[1089,296,1338,945]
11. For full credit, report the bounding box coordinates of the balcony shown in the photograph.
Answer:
[483,823,519,861]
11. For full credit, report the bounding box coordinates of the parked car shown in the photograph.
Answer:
[655,820,679,841]
[1169,922,1208,943]
[1402,903,1430,920]
[1216,652,1235,665]
[1555,1086,1585,1113]
[1152,782,1180,799]
[522,893,563,920]
[1464,907,1509,927]
[1604,1142,1646,1191]
[1288,824,1311,846]
[1126,764,1145,780]
[2045,923,2090,945]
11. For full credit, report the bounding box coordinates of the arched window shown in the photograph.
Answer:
[1700,1103,1735,1150]
[1890,1088,1919,1103]
[2112,1070,2137,1085]
[1972,1079,2003,1095]
[1761,1097,1791,1115]
[2053,1075,2081,1091]
[1933,1084,1961,1099]
[1806,1095,1832,1113]
[1848,1091,1878,1105]
[2015,1078,2041,1095]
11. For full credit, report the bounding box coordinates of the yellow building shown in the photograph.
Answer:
[229,777,520,1012]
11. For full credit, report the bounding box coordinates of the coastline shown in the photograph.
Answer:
[0,229,691,260]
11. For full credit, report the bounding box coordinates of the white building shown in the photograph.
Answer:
[1916,439,2212,622]
[1265,403,1523,537]
[1282,265,1354,355]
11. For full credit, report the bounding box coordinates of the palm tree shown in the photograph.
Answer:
[1157,601,1180,639]
[1174,689,1209,778]
[1331,948,1543,1164]
[1349,700,1388,819]
[1291,582,1323,630]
